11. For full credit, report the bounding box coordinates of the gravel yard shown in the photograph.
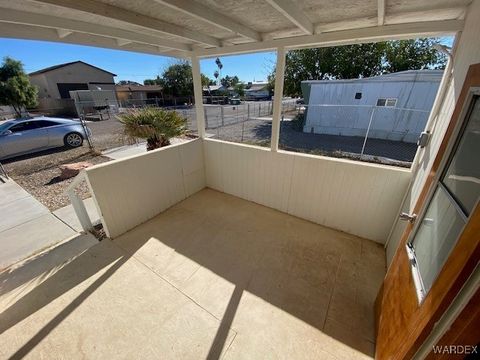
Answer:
[3,118,126,210]
[212,117,416,165]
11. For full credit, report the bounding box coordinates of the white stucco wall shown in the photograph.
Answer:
[386,0,480,266]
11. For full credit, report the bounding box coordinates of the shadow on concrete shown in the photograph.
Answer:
[1,189,381,358]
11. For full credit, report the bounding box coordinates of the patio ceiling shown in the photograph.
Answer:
[0,0,470,58]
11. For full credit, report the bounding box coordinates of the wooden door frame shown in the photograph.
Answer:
[375,63,480,360]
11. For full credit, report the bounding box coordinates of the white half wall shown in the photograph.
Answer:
[85,139,205,239]
[204,139,411,243]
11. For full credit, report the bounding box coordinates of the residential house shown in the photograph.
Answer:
[245,81,271,100]
[116,84,163,105]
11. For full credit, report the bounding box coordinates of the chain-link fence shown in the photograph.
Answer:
[278,104,430,166]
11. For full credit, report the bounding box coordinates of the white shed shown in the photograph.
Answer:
[302,70,443,143]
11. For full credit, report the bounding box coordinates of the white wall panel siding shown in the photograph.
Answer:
[86,139,205,239]
[204,140,293,213]
[204,139,411,243]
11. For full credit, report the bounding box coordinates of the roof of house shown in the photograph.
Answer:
[203,85,226,91]
[116,85,163,92]
[302,70,444,85]
[246,82,269,91]
[29,61,117,77]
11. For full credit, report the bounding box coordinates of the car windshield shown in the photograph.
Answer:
[0,121,14,133]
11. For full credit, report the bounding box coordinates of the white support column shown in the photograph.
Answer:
[271,46,286,152]
[191,54,206,138]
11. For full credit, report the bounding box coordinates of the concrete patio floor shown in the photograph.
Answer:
[0,189,385,359]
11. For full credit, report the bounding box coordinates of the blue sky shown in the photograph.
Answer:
[0,38,275,83]
[0,37,453,84]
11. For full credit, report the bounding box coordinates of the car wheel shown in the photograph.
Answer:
[64,132,83,148]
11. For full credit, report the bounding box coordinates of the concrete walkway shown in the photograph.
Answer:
[53,197,101,232]
[0,180,79,270]
[102,138,189,160]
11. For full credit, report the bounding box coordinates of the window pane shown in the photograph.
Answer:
[442,96,480,216]
[376,98,386,106]
[413,186,465,293]
[35,120,59,128]
[10,122,37,132]
[386,99,397,107]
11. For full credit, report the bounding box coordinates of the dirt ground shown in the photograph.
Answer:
[3,118,126,210]
[212,117,416,165]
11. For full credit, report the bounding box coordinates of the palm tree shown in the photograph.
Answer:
[118,108,187,150]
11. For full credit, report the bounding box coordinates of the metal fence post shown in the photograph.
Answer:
[204,107,209,129]
[247,103,250,120]
[221,105,224,127]
[360,106,375,158]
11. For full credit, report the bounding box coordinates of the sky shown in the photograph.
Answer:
[0,38,276,84]
[0,36,454,85]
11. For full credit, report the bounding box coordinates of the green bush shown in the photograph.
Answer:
[118,108,187,150]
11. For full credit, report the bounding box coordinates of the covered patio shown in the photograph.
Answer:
[1,189,383,359]
[1,0,479,359]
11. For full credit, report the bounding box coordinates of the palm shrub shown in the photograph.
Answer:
[118,108,187,150]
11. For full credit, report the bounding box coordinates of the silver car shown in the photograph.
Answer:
[0,116,91,160]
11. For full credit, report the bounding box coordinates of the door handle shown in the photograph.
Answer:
[399,212,417,223]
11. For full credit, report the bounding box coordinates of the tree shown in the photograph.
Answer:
[234,82,245,97]
[384,38,447,73]
[143,76,161,85]
[158,61,193,97]
[117,80,141,86]
[201,74,215,87]
[0,57,38,117]
[269,38,447,97]
[220,75,240,88]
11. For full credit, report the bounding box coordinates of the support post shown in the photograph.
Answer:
[271,47,286,152]
[191,54,206,138]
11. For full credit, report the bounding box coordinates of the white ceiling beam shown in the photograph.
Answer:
[386,7,467,24]
[193,20,464,58]
[31,0,221,46]
[264,6,467,39]
[153,0,261,41]
[56,28,72,38]
[0,22,189,58]
[265,0,314,34]
[378,0,385,26]
[0,8,192,51]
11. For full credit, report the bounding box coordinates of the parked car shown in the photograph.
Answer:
[0,116,91,160]
[228,97,241,105]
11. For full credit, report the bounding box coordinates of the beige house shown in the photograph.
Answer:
[29,61,116,99]
[115,84,163,103]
